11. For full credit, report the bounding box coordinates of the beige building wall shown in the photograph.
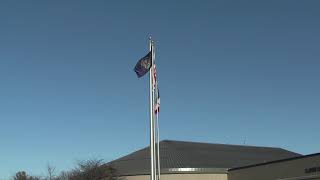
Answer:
[229,155,320,180]
[122,173,227,180]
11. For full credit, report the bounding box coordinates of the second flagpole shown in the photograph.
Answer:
[152,41,158,180]
[149,37,155,180]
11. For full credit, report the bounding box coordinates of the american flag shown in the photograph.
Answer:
[153,64,160,114]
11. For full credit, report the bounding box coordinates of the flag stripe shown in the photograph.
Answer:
[153,64,160,114]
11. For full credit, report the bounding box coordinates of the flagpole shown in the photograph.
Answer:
[149,37,155,180]
[152,41,158,180]
[152,41,161,180]
[152,41,159,180]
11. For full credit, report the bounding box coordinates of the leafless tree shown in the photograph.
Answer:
[55,171,69,180]
[12,159,119,180]
[66,159,118,180]
[46,164,56,180]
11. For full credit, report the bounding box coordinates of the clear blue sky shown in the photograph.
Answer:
[0,0,320,178]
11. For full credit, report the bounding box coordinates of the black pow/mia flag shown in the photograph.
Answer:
[134,51,152,78]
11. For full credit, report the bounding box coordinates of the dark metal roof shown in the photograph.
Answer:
[107,140,301,176]
[229,152,320,171]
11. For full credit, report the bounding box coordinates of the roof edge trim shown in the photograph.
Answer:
[118,167,228,176]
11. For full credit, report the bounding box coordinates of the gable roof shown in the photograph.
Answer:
[107,140,301,176]
[229,152,320,171]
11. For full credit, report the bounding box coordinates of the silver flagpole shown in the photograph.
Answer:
[152,40,161,180]
[152,40,157,180]
[149,37,155,180]
[152,41,158,180]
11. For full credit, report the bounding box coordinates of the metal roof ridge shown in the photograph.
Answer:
[160,139,291,150]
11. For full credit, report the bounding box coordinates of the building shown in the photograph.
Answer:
[106,140,320,180]
[229,153,320,180]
